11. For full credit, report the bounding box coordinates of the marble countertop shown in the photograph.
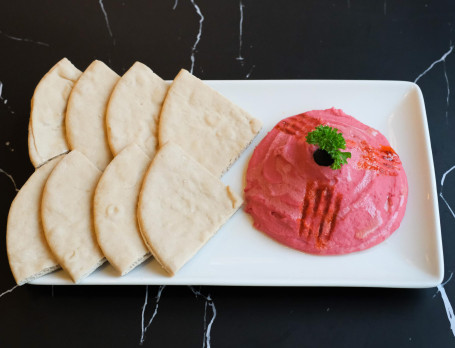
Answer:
[1,0,455,346]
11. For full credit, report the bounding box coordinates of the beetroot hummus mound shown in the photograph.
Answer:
[244,108,408,255]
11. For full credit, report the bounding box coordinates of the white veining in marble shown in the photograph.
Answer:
[236,1,245,64]
[0,285,19,299]
[140,285,165,345]
[414,43,453,122]
[98,0,115,46]
[204,295,216,348]
[414,44,454,83]
[139,286,149,345]
[189,0,204,74]
[246,64,255,79]
[0,29,50,47]
[440,165,455,219]
[173,0,179,10]
[435,273,455,337]
[5,141,14,152]
[0,168,19,192]
[435,273,453,298]
[0,81,16,114]
[384,1,387,15]
[443,60,450,121]
[188,286,216,348]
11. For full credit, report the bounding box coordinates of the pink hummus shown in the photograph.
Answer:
[244,108,408,255]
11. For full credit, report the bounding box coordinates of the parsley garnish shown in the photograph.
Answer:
[306,125,351,170]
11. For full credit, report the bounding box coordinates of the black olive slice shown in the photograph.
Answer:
[313,149,334,167]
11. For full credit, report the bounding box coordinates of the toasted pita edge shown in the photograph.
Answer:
[93,143,152,276]
[28,58,81,167]
[6,155,65,285]
[158,69,262,177]
[41,150,106,283]
[137,142,243,276]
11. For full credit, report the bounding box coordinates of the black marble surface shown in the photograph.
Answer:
[1,0,455,347]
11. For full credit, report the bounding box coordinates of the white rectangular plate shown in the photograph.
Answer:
[32,80,443,287]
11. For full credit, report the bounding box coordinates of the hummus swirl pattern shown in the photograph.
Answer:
[244,108,408,255]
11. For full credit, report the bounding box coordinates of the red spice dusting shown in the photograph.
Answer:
[357,141,401,176]
[345,139,356,148]
[298,182,342,248]
[275,114,319,139]
[276,115,307,136]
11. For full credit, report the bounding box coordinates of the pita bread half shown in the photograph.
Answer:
[106,62,168,158]
[159,69,262,177]
[6,155,64,285]
[65,60,119,170]
[137,142,243,276]
[94,143,151,276]
[28,58,82,167]
[41,150,105,283]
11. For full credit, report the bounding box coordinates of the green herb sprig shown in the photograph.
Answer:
[306,125,351,170]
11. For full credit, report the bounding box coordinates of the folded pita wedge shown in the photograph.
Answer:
[6,155,64,285]
[137,142,243,275]
[66,60,119,170]
[106,62,168,158]
[41,150,105,283]
[94,143,151,276]
[159,69,262,177]
[28,58,82,167]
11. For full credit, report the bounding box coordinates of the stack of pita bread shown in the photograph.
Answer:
[6,58,261,284]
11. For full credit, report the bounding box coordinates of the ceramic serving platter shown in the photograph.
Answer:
[31,80,443,287]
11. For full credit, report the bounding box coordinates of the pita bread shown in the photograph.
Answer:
[159,69,262,177]
[6,155,63,285]
[137,142,243,275]
[41,150,105,283]
[65,60,119,170]
[94,143,151,276]
[28,58,81,167]
[106,62,168,157]
[28,121,40,167]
